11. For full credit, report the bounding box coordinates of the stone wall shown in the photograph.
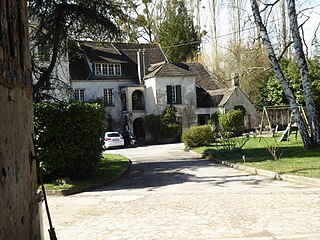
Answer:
[0,0,41,239]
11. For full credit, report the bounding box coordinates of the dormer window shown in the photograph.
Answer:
[95,63,121,76]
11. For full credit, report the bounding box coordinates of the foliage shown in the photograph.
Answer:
[208,112,220,127]
[28,0,133,101]
[207,42,270,103]
[144,106,181,141]
[161,105,181,132]
[208,112,220,138]
[219,109,245,137]
[157,0,199,62]
[131,0,163,43]
[257,58,320,110]
[144,114,164,140]
[182,125,215,148]
[34,101,105,179]
[263,137,283,160]
[219,137,249,152]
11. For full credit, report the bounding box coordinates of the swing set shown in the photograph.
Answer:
[258,105,309,142]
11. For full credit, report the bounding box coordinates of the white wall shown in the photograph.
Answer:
[72,80,134,131]
[224,87,260,129]
[145,75,198,130]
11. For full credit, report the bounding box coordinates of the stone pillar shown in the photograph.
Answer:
[0,0,41,239]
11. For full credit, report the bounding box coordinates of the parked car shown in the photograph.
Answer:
[103,132,124,149]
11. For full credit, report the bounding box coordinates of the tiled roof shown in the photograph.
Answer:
[69,41,166,80]
[113,43,167,67]
[208,88,234,107]
[144,62,195,79]
[197,86,217,108]
[187,63,219,90]
[80,41,127,63]
[145,62,219,91]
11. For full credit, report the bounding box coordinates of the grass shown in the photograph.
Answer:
[44,154,130,191]
[196,133,320,179]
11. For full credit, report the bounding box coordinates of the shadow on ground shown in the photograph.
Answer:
[94,158,281,192]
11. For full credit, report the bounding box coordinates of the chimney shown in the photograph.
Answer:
[231,72,240,88]
[137,49,146,84]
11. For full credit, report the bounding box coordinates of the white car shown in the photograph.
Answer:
[104,132,125,149]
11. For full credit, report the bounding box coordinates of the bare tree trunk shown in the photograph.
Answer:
[0,0,41,239]
[250,0,312,148]
[287,0,320,145]
[281,0,287,51]
[209,0,219,69]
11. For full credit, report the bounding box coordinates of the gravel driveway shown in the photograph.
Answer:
[43,143,320,240]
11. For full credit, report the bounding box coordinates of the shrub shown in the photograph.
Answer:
[208,112,220,137]
[219,109,245,137]
[144,114,164,140]
[34,101,105,180]
[144,106,181,142]
[161,106,181,138]
[182,124,215,148]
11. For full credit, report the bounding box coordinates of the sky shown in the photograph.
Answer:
[197,0,320,55]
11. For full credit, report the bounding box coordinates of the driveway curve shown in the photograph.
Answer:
[44,143,320,240]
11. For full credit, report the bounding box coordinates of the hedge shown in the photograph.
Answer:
[34,101,105,180]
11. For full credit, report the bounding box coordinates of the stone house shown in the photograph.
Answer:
[69,41,219,139]
[69,41,259,139]
[208,78,260,130]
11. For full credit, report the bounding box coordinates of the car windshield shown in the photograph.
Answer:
[107,133,121,137]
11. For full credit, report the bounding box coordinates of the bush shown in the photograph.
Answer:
[219,109,245,137]
[144,106,181,142]
[144,114,164,141]
[34,101,105,180]
[182,124,215,148]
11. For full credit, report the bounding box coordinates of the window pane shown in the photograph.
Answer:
[108,64,115,75]
[104,88,114,105]
[102,64,108,75]
[95,64,102,75]
[74,89,85,101]
[172,86,177,103]
[115,64,121,75]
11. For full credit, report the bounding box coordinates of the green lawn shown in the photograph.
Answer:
[195,133,320,179]
[44,154,130,191]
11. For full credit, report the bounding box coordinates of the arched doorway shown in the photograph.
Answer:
[133,117,145,139]
[132,90,145,110]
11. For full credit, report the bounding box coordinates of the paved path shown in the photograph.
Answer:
[43,143,320,240]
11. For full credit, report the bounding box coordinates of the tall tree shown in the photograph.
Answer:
[157,0,200,62]
[287,0,319,144]
[250,0,319,148]
[133,0,164,43]
[1,0,41,238]
[28,0,133,101]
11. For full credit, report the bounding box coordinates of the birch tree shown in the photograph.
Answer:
[287,0,320,145]
[250,0,319,148]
